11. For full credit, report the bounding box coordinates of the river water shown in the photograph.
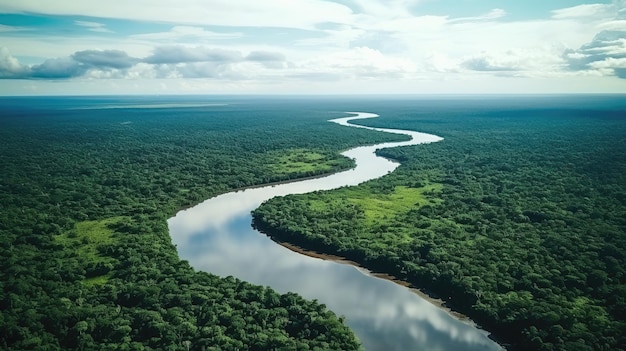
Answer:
[169,112,503,351]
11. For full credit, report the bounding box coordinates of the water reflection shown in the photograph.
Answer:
[169,112,502,351]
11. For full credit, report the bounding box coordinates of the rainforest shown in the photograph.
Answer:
[254,95,626,351]
[1,95,625,351]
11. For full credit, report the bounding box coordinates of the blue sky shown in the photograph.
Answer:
[0,0,624,95]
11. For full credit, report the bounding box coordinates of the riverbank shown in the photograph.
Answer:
[253,200,509,350]
[271,238,473,321]
[172,163,357,214]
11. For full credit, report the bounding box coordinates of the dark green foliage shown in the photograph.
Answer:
[253,97,626,351]
[0,97,397,350]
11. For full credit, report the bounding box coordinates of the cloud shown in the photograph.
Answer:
[0,47,29,78]
[174,62,248,79]
[145,47,289,78]
[1,44,292,81]
[147,61,238,80]
[245,51,286,62]
[245,51,288,69]
[557,1,626,78]
[296,23,366,50]
[551,4,612,20]
[0,0,354,30]
[615,67,626,78]
[31,57,86,79]
[142,46,289,72]
[458,47,567,77]
[0,47,132,79]
[131,26,242,42]
[344,0,413,18]
[461,56,519,72]
[599,20,626,31]
[2,0,626,92]
[74,20,113,33]
[349,30,407,53]
[72,49,138,69]
[298,47,416,80]
[449,8,507,23]
[564,30,626,78]
[143,46,243,64]
[0,24,31,32]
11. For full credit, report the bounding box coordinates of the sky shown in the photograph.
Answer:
[0,0,625,95]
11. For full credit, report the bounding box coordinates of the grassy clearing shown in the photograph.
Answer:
[309,184,442,226]
[351,185,442,224]
[55,216,127,285]
[267,148,352,176]
[83,273,113,286]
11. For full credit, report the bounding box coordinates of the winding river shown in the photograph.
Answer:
[169,112,503,351]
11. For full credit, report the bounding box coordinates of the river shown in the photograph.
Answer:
[168,112,503,351]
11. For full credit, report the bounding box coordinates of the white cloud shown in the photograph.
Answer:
[72,49,138,69]
[551,4,611,20]
[1,0,626,93]
[374,15,447,33]
[298,47,416,80]
[0,24,31,32]
[74,20,113,33]
[346,0,414,18]
[0,47,29,78]
[599,20,626,31]
[563,29,626,78]
[31,57,85,79]
[0,45,292,81]
[460,48,564,77]
[131,26,242,42]
[449,8,507,23]
[589,57,626,68]
[421,53,458,73]
[143,46,243,64]
[296,24,365,49]
[0,0,355,30]
[122,62,157,79]
[462,56,520,72]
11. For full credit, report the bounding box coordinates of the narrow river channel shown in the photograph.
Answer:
[169,112,503,351]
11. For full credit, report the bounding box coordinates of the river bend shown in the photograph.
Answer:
[169,112,502,351]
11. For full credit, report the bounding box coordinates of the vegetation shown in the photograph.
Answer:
[253,96,626,351]
[0,96,406,350]
[266,148,353,179]
[54,217,128,286]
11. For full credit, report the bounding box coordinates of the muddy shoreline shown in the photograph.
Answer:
[268,236,508,349]
[270,238,473,322]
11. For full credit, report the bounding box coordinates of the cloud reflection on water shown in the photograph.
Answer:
[168,112,501,351]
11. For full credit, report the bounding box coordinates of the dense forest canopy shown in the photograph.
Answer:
[0,96,410,351]
[253,95,626,351]
[3,95,625,351]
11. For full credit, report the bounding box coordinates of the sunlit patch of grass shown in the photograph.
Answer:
[267,148,352,177]
[350,185,442,224]
[307,183,442,226]
[84,273,113,287]
[55,216,127,285]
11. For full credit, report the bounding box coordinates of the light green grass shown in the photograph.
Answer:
[84,273,113,286]
[350,185,441,223]
[309,184,442,226]
[267,148,350,176]
[55,216,127,285]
